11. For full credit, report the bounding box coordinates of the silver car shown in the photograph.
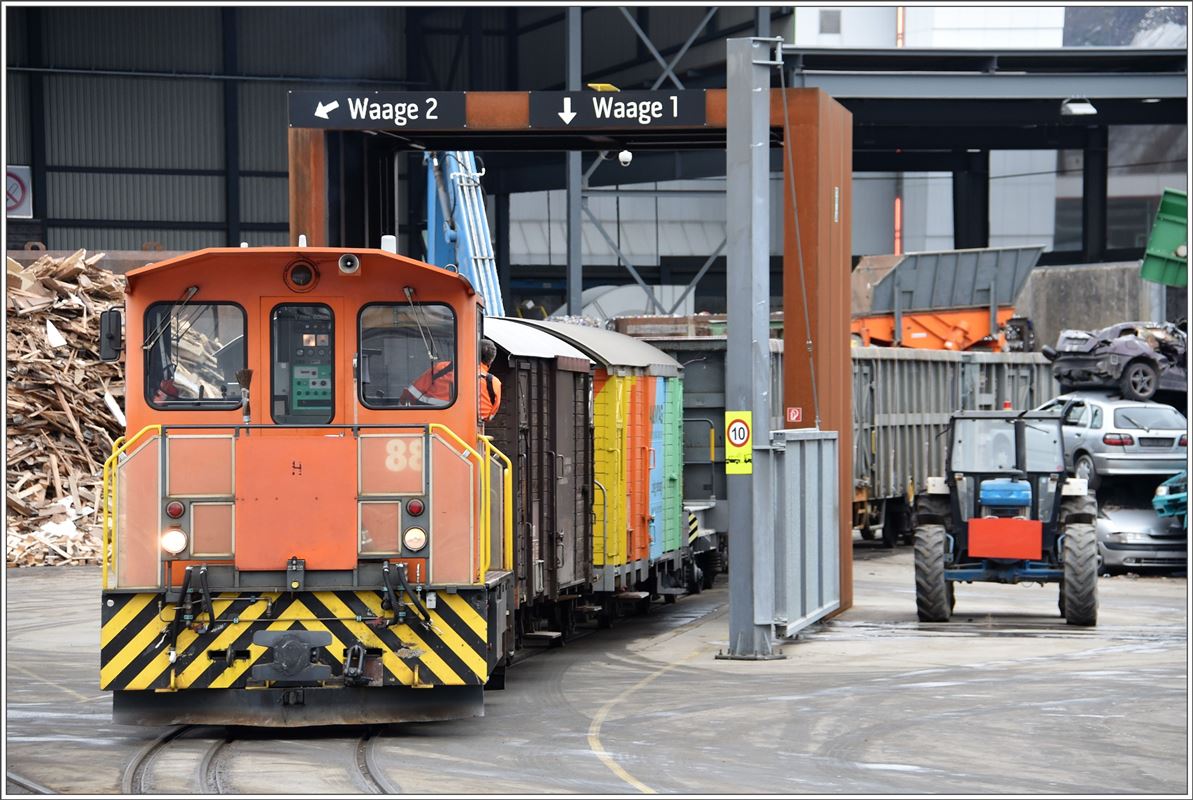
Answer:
[1096,480,1188,574]
[1035,392,1187,489]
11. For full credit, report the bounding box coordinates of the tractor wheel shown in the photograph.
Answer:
[1062,523,1098,626]
[1120,360,1159,401]
[1061,492,1097,525]
[914,525,951,622]
[1073,452,1101,492]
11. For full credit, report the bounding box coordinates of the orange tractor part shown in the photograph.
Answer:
[852,306,1018,351]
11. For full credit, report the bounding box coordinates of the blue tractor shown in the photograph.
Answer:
[913,411,1100,625]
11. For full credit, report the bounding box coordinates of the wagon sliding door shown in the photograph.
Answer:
[550,365,587,591]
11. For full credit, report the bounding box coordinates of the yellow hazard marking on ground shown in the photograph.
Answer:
[100,594,156,647]
[11,663,96,703]
[428,610,487,679]
[317,592,416,684]
[439,592,486,639]
[587,649,702,794]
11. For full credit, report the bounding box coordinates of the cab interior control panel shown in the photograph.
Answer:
[272,305,334,423]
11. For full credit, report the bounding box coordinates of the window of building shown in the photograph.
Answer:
[819,9,842,34]
[359,303,458,410]
[271,304,334,424]
[144,302,246,409]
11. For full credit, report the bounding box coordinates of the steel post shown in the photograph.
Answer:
[566,8,583,316]
[719,38,782,660]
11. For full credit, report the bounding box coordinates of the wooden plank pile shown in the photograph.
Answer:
[6,250,126,567]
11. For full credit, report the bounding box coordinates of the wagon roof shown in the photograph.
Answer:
[486,317,592,363]
[508,319,681,376]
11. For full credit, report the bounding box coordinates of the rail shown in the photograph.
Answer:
[479,435,515,572]
[101,425,161,590]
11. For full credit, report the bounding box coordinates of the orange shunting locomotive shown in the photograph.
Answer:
[99,247,513,726]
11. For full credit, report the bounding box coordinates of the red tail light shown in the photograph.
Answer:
[165,501,185,519]
[1103,433,1135,446]
[1180,434,1187,447]
[406,498,425,517]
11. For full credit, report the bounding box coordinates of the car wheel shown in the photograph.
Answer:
[1120,360,1159,401]
[1074,452,1101,491]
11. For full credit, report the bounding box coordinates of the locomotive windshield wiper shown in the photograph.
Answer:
[403,285,438,361]
[143,285,199,351]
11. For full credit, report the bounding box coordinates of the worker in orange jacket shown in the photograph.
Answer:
[400,339,502,421]
[478,338,502,422]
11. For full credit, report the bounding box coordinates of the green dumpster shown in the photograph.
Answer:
[1140,188,1187,288]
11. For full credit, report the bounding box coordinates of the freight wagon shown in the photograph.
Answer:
[641,332,1056,560]
[851,346,1059,546]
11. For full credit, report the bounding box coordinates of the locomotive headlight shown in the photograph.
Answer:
[160,527,189,556]
[403,527,428,552]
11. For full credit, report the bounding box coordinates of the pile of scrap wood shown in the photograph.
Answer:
[6,250,126,567]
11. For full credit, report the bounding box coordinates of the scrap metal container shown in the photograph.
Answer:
[484,318,595,604]
[852,346,1059,542]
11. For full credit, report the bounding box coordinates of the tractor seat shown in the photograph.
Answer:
[979,478,1032,508]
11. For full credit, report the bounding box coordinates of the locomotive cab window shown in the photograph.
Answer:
[271,304,335,424]
[359,303,457,409]
[144,302,246,409]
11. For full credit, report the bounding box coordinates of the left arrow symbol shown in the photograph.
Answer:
[315,100,340,119]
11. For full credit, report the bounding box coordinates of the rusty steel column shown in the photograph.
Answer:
[288,128,328,246]
[780,88,854,613]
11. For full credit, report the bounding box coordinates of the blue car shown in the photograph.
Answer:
[1153,471,1188,528]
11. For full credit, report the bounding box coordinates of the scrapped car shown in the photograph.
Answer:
[1041,321,1187,401]
[1096,478,1188,575]
[1035,392,1187,490]
[1153,471,1188,528]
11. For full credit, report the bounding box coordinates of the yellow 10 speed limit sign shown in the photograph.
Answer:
[724,411,753,475]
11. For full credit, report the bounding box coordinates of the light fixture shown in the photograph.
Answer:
[160,527,188,556]
[403,527,428,551]
[1142,98,1161,104]
[1060,98,1098,117]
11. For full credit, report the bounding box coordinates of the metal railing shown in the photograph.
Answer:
[101,424,161,590]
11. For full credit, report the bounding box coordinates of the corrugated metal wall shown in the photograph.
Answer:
[5,6,776,252]
[6,73,30,164]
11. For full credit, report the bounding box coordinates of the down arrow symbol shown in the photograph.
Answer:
[314,100,340,120]
[557,97,577,125]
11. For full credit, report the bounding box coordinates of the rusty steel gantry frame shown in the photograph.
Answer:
[286,48,854,659]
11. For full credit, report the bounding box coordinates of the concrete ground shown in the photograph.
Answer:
[5,548,1188,795]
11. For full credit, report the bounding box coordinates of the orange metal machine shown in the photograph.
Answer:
[98,247,513,726]
[850,246,1042,352]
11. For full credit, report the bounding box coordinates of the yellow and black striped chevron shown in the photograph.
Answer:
[100,589,489,691]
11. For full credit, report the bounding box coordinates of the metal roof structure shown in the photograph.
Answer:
[506,318,682,377]
[484,316,591,363]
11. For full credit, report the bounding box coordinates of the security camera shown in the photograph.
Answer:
[338,253,360,274]
[618,150,633,167]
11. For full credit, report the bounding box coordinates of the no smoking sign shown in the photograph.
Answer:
[6,166,32,219]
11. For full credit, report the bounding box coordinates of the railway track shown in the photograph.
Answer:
[118,724,401,794]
